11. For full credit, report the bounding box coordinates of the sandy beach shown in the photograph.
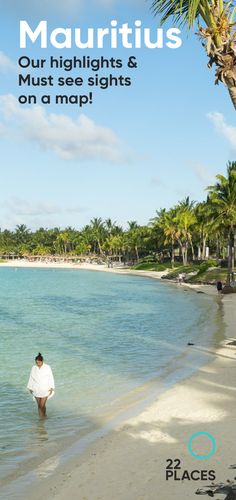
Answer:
[28,298,236,500]
[1,260,236,500]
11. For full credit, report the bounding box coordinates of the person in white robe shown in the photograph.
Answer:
[27,352,55,418]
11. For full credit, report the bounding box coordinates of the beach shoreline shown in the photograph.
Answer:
[12,293,235,500]
[0,259,215,292]
[1,261,236,500]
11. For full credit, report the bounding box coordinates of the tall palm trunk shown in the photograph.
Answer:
[190,241,195,261]
[182,245,188,265]
[97,238,104,255]
[198,245,201,260]
[171,240,175,266]
[226,77,236,110]
[234,233,236,271]
[183,248,188,266]
[226,229,234,286]
[202,235,207,260]
[177,240,188,265]
[216,236,220,259]
[212,55,236,109]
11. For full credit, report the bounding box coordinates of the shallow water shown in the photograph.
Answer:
[0,268,222,488]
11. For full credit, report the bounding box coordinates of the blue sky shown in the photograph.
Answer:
[0,0,235,230]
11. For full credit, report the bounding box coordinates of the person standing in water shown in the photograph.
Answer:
[27,353,55,418]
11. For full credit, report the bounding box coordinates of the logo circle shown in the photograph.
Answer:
[188,432,217,460]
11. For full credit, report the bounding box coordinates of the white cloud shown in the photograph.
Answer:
[0,94,124,163]
[0,197,86,230]
[192,163,214,185]
[0,52,16,73]
[3,198,85,217]
[207,112,236,150]
[150,176,166,188]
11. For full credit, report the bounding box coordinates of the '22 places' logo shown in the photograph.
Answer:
[165,432,217,482]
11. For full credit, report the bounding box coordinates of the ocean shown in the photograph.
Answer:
[0,267,223,493]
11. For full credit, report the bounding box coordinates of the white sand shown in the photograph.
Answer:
[24,292,236,500]
[0,259,166,276]
[2,260,236,499]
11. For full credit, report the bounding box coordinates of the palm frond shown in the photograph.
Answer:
[151,0,201,26]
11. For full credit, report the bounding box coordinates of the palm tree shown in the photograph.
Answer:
[151,208,178,265]
[194,201,213,259]
[128,220,139,229]
[126,224,148,262]
[55,229,75,254]
[104,234,125,262]
[105,219,123,236]
[0,229,17,255]
[89,218,106,255]
[15,224,31,245]
[178,197,195,211]
[207,161,236,286]
[174,199,197,265]
[150,0,236,108]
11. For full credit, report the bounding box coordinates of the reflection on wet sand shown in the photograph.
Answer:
[35,455,60,479]
[36,419,49,444]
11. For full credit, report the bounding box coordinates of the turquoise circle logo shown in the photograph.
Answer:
[188,432,217,460]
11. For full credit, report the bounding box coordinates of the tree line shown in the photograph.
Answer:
[1,162,236,282]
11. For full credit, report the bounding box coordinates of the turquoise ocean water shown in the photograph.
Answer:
[0,268,222,490]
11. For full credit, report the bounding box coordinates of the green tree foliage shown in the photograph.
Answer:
[0,163,236,282]
[207,161,236,284]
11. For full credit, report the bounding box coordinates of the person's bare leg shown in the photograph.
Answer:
[36,397,48,418]
[40,397,48,417]
[36,397,43,418]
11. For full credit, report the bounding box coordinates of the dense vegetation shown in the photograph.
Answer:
[1,162,236,284]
